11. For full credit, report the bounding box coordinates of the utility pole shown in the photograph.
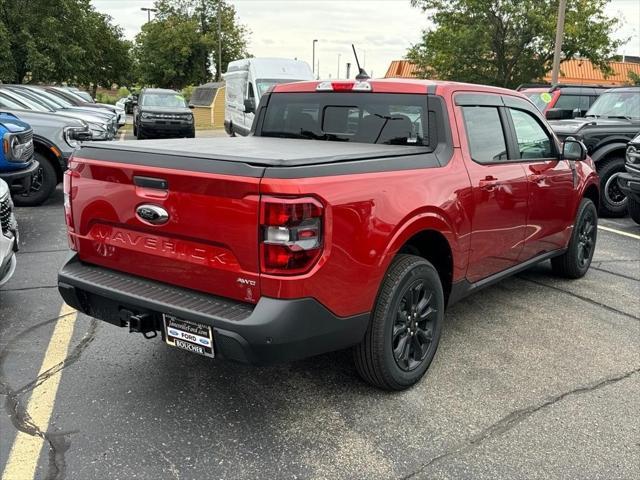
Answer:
[312,39,318,77]
[346,62,351,79]
[217,0,222,81]
[140,7,157,23]
[551,0,567,85]
[337,54,341,78]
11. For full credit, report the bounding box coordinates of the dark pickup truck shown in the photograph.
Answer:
[58,79,599,390]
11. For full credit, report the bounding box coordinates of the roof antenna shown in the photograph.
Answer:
[352,44,370,80]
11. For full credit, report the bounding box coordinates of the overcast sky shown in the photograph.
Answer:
[92,0,640,79]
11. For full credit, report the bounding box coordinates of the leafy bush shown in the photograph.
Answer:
[117,86,130,98]
[181,85,195,102]
[95,92,118,104]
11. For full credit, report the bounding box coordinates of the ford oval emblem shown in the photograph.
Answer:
[136,204,169,225]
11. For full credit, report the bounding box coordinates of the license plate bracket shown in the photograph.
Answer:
[163,314,214,358]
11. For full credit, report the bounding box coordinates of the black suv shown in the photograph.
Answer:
[518,84,608,120]
[618,133,640,224]
[549,86,640,217]
[133,89,195,140]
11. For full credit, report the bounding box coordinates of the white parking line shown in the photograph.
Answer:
[598,225,640,240]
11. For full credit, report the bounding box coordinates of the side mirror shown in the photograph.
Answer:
[545,108,570,120]
[188,104,194,109]
[244,98,256,114]
[571,108,583,119]
[562,137,587,161]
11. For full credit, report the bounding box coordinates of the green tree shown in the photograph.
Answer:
[407,0,623,88]
[153,0,250,82]
[0,0,132,85]
[629,71,640,86]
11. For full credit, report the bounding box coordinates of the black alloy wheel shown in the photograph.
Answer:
[576,207,596,269]
[393,280,437,371]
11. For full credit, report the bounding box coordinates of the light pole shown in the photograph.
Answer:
[312,39,318,78]
[551,0,567,85]
[337,54,341,78]
[216,2,222,81]
[141,7,157,23]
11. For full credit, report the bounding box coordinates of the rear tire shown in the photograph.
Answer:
[12,153,57,207]
[136,124,145,140]
[597,156,627,217]
[551,198,598,279]
[354,255,444,391]
[628,197,640,225]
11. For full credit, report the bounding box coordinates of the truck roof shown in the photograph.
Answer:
[272,78,520,97]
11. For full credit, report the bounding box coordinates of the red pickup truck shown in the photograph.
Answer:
[58,79,599,390]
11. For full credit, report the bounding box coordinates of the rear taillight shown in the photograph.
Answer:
[63,169,76,251]
[260,197,324,274]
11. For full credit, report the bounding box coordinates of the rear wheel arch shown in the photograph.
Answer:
[396,229,454,306]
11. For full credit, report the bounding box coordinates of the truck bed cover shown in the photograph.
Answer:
[77,136,430,168]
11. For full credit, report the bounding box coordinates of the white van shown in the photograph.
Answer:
[223,58,313,136]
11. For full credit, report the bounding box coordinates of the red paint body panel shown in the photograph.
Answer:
[66,80,600,320]
[69,159,261,304]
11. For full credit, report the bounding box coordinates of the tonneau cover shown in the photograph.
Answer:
[78,136,430,167]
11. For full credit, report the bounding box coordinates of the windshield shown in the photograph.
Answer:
[0,89,50,112]
[256,79,306,98]
[28,88,73,108]
[9,88,57,111]
[141,93,187,108]
[586,90,640,118]
[523,91,553,112]
[260,92,428,146]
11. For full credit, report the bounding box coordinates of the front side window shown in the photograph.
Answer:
[461,106,508,163]
[260,93,428,146]
[509,109,554,159]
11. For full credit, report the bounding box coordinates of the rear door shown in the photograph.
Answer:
[70,155,262,304]
[457,94,529,282]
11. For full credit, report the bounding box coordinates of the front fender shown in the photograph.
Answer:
[591,142,627,163]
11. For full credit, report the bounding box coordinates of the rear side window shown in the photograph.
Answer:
[260,93,428,146]
[461,106,508,163]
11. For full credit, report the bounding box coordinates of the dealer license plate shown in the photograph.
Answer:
[163,314,214,358]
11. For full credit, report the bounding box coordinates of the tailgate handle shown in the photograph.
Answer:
[134,176,168,190]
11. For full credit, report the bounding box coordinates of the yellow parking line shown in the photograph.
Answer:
[598,225,640,240]
[1,304,78,480]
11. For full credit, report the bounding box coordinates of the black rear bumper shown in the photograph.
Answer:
[58,255,369,365]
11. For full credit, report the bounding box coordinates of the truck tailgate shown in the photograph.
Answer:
[68,152,262,304]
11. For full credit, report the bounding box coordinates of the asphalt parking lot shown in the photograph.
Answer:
[0,187,638,480]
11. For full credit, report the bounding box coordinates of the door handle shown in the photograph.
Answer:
[479,175,499,190]
[530,174,545,184]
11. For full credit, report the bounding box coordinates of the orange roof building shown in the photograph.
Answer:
[384,58,640,86]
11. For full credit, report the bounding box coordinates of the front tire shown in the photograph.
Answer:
[12,153,57,207]
[354,255,444,391]
[551,198,598,279]
[597,156,627,217]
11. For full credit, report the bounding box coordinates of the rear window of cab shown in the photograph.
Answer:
[260,92,429,146]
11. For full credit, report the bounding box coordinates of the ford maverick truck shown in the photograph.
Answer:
[58,79,599,390]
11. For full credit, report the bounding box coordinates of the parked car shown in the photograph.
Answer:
[223,58,313,136]
[0,93,91,206]
[133,88,194,139]
[549,86,640,217]
[0,86,114,141]
[62,86,94,103]
[58,79,599,391]
[0,112,37,195]
[618,133,640,224]
[0,178,19,287]
[45,86,125,127]
[518,84,608,120]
